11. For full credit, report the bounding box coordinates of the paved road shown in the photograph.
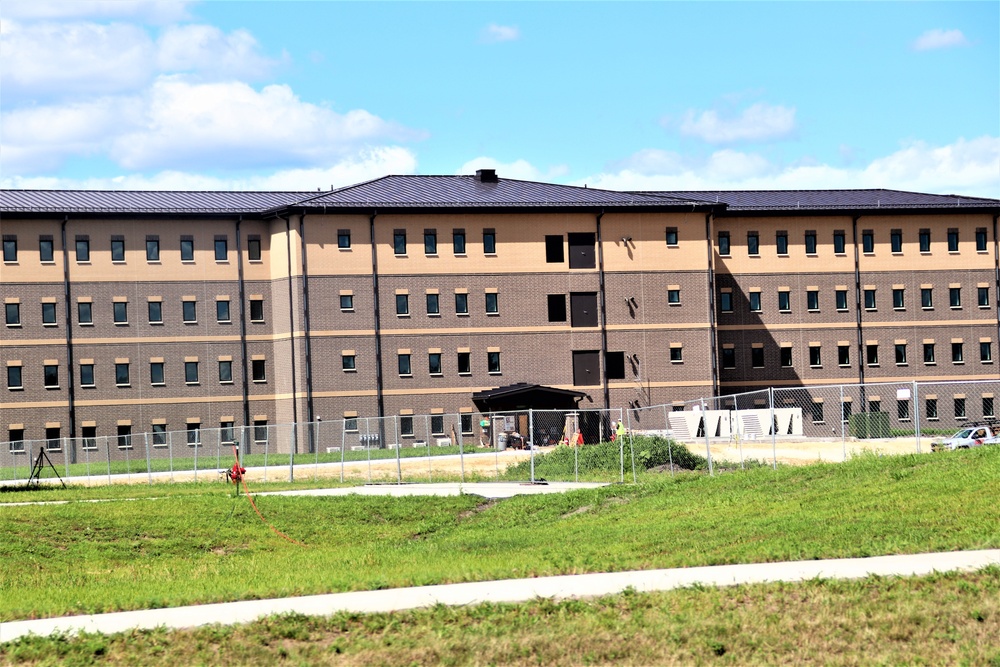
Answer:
[3,549,998,644]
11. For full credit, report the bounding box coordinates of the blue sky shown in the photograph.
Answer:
[1,1,997,196]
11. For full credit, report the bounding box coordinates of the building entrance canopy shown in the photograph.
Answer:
[471,383,586,412]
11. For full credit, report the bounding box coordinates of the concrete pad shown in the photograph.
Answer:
[2,549,998,643]
[257,481,609,499]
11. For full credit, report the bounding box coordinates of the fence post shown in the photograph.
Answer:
[913,380,921,454]
[529,409,535,483]
[314,421,320,482]
[105,436,112,484]
[426,415,432,483]
[457,413,465,484]
[288,423,296,483]
[769,386,777,470]
[840,384,847,462]
[701,397,714,477]
[662,404,675,477]
[340,419,346,483]
[167,431,174,483]
[144,431,152,485]
[626,408,636,483]
[64,437,71,481]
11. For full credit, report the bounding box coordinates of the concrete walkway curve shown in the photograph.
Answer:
[2,549,998,644]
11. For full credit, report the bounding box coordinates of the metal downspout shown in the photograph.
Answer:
[852,214,865,387]
[60,217,77,459]
[596,209,610,412]
[369,211,386,420]
[299,214,316,451]
[993,214,1000,378]
[704,213,719,396]
[234,217,251,436]
[283,216,300,460]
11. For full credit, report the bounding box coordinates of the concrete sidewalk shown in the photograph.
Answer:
[3,549,998,644]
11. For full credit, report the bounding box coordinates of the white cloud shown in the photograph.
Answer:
[577,136,1000,198]
[677,103,797,144]
[456,157,569,181]
[912,28,970,51]
[156,24,284,79]
[481,24,520,43]
[0,0,192,22]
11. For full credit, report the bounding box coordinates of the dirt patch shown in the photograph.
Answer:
[457,499,498,521]
[560,505,592,519]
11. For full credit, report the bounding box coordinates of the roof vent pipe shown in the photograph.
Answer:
[476,168,498,183]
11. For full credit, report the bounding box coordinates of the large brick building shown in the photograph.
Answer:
[2,170,998,449]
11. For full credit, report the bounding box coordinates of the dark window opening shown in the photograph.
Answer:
[605,351,626,380]
[547,294,567,322]
[545,235,565,263]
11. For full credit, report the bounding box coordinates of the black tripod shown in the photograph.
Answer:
[26,448,67,488]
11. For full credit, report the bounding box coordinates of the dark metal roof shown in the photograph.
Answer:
[642,189,1000,212]
[0,190,310,214]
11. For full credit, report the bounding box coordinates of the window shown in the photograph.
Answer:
[869,400,881,413]
[976,228,988,252]
[955,398,966,420]
[214,237,228,261]
[344,417,358,432]
[42,304,62,330]
[667,288,681,305]
[148,301,162,324]
[778,292,790,312]
[249,299,264,322]
[426,293,440,315]
[254,420,268,444]
[776,231,788,255]
[7,366,22,390]
[605,351,626,379]
[926,398,938,420]
[8,428,25,452]
[862,230,874,253]
[76,236,90,262]
[670,347,683,363]
[455,292,469,315]
[5,303,20,326]
[485,292,499,314]
[114,301,128,324]
[3,236,17,262]
[248,236,262,260]
[718,231,730,256]
[545,235,565,263]
[923,343,936,364]
[866,344,879,366]
[978,287,990,308]
[453,229,466,254]
[842,401,852,423]
[398,353,411,376]
[41,363,59,388]
[180,236,194,261]
[111,236,125,262]
[395,293,409,316]
[185,361,199,384]
[457,351,471,374]
[251,359,266,382]
[804,231,817,255]
[747,232,759,255]
[44,431,59,451]
[483,229,496,254]
[183,300,197,323]
[811,402,824,424]
[216,300,230,323]
[78,302,92,325]
[218,360,233,383]
[80,363,95,387]
[892,289,905,309]
[780,347,792,367]
[428,353,442,375]
[39,236,54,262]
[186,423,201,446]
[118,424,133,449]
[985,397,996,419]
[338,229,351,249]
[570,292,598,327]
[981,342,993,363]
[342,353,356,371]
[546,294,566,322]
[424,229,437,255]
[748,292,761,312]
[82,425,97,450]
[864,289,876,310]
[898,400,910,421]
[487,351,501,374]
[838,345,850,366]
[890,229,902,253]
[895,344,907,365]
[952,342,964,363]
[719,292,733,313]
[809,346,821,367]
[833,230,846,254]
[393,230,407,255]
[430,415,445,435]
[340,294,354,311]
[947,229,959,252]
[807,290,819,311]
[665,227,678,246]
[568,233,595,269]
[400,416,414,437]
[919,229,931,252]
[146,236,159,261]
[921,288,933,308]
[150,362,164,385]
[751,347,765,368]
[221,421,235,444]
[721,348,736,369]
[836,290,848,311]
[949,287,961,308]
[461,414,473,435]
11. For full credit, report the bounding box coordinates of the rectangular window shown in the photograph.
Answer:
[342,353,356,371]
[775,231,788,255]
[218,360,233,383]
[947,229,959,252]
[567,232,596,269]
[747,231,759,256]
[148,301,162,324]
[8,428,25,452]
[978,287,990,307]
[985,397,996,419]
[428,353,442,375]
[118,425,132,449]
[667,288,681,305]
[221,421,235,444]
[338,229,351,249]
[251,359,266,382]
[487,351,501,374]
[605,351,626,379]
[115,363,129,386]
[751,347,765,368]
[457,351,471,374]
[862,230,874,253]
[833,230,846,254]
[926,398,938,420]
[76,236,90,262]
[152,424,167,446]
[424,229,437,255]
[981,342,993,363]
[748,292,761,312]
[895,343,907,365]
[344,417,358,432]
[186,423,201,446]
[570,292,599,327]
[39,236,54,262]
[340,294,354,311]
[842,401,852,423]
[3,237,17,262]
[180,236,194,261]
[811,402,824,424]
[545,235,565,263]
[890,229,902,253]
[182,300,196,323]
[214,237,228,261]
[7,365,22,389]
[455,292,469,315]
[670,347,684,363]
[778,292,790,312]
[952,342,964,363]
[393,230,407,255]
[892,288,905,309]
[721,348,736,369]
[111,236,125,262]
[185,361,199,384]
[254,420,268,444]
[719,291,733,313]
[426,293,440,315]
[949,287,962,308]
[5,303,20,326]
[400,416,414,437]
[248,236,262,260]
[809,346,821,367]
[249,299,264,322]
[78,301,92,325]
[216,300,230,323]
[461,414,473,435]
[804,231,817,254]
[955,397,966,420]
[483,229,497,254]
[395,293,409,316]
[864,289,876,310]
[398,353,411,376]
[866,344,879,366]
[779,347,792,367]
[807,290,819,311]
[453,229,466,254]
[146,236,159,261]
[924,343,935,364]
[869,400,881,413]
[921,288,933,308]
[78,363,94,387]
[150,362,164,385]
[114,301,128,324]
[665,227,679,246]
[976,228,988,252]
[430,415,445,435]
[898,400,910,421]
[485,292,499,314]
[718,231,730,256]
[919,229,931,252]
[836,289,848,311]
[35,304,54,328]
[838,345,850,366]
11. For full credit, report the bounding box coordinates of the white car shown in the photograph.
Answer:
[931,425,999,452]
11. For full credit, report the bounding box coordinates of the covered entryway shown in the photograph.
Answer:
[471,383,586,412]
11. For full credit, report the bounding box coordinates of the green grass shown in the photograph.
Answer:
[1,445,997,624]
